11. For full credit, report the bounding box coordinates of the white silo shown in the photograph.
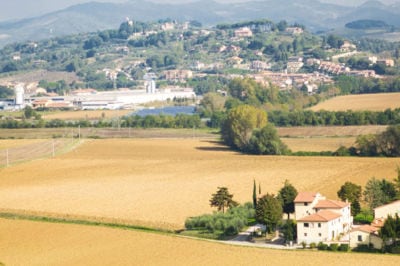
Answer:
[144,73,157,94]
[15,84,25,107]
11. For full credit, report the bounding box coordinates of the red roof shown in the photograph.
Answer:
[352,225,380,234]
[298,210,341,222]
[371,218,385,228]
[294,192,318,203]
[315,199,349,209]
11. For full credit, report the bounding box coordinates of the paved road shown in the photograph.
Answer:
[227,225,298,250]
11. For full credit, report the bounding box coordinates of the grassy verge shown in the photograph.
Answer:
[179,229,235,240]
[0,212,174,235]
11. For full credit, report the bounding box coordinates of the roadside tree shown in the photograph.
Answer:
[210,187,238,213]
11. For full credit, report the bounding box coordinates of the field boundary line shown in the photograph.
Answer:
[0,208,177,233]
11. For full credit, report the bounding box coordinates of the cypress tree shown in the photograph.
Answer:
[253,179,257,209]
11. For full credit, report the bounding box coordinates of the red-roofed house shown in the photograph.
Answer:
[295,192,352,244]
[350,225,382,249]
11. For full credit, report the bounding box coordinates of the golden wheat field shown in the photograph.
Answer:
[42,109,133,120]
[0,139,45,149]
[0,139,399,230]
[281,137,356,152]
[0,218,399,266]
[277,125,387,137]
[309,92,400,111]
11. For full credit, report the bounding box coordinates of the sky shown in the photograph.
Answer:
[0,0,399,22]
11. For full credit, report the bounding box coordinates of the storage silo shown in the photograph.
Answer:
[15,84,25,106]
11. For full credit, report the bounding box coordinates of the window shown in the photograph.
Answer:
[304,202,308,206]
[318,223,321,228]
[304,233,307,237]
[318,233,322,237]
[304,223,309,228]
[358,235,362,242]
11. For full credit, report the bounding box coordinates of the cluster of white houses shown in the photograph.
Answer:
[0,83,196,111]
[294,192,400,249]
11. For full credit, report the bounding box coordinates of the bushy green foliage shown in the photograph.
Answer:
[317,242,328,250]
[209,187,238,213]
[380,214,400,252]
[281,219,297,241]
[184,204,255,237]
[338,244,349,252]
[277,180,298,219]
[364,177,397,209]
[337,181,362,216]
[255,194,283,233]
[354,208,374,224]
[248,124,290,155]
[268,108,400,127]
[221,105,267,151]
[328,243,339,251]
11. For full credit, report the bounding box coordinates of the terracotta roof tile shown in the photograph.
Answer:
[315,199,349,209]
[294,192,318,203]
[298,210,341,222]
[371,218,385,228]
[352,225,380,234]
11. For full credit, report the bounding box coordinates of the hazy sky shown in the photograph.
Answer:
[0,0,399,22]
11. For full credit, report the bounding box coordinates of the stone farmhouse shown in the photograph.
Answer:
[295,192,352,245]
[349,200,400,249]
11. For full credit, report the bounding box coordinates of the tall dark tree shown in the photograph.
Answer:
[210,187,238,213]
[253,180,257,209]
[395,166,400,199]
[277,180,298,220]
[337,181,362,216]
[256,194,283,233]
[379,214,400,248]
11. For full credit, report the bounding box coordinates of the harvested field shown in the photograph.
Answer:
[42,110,133,121]
[0,128,215,139]
[0,139,45,149]
[0,139,399,230]
[0,139,79,167]
[277,125,387,137]
[0,218,399,266]
[282,137,356,152]
[309,93,400,111]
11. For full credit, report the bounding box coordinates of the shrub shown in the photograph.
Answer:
[328,243,339,251]
[301,241,307,249]
[309,242,317,249]
[338,244,349,252]
[390,246,400,254]
[354,209,374,224]
[317,242,328,250]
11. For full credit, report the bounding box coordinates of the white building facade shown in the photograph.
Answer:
[295,192,352,244]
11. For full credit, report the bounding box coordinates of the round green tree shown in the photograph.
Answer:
[256,194,283,233]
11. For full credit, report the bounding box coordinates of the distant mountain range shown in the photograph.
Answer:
[1,0,400,47]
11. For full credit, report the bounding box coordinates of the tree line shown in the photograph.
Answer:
[268,109,400,127]
[0,113,202,130]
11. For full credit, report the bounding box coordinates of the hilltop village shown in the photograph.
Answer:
[0,19,398,111]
